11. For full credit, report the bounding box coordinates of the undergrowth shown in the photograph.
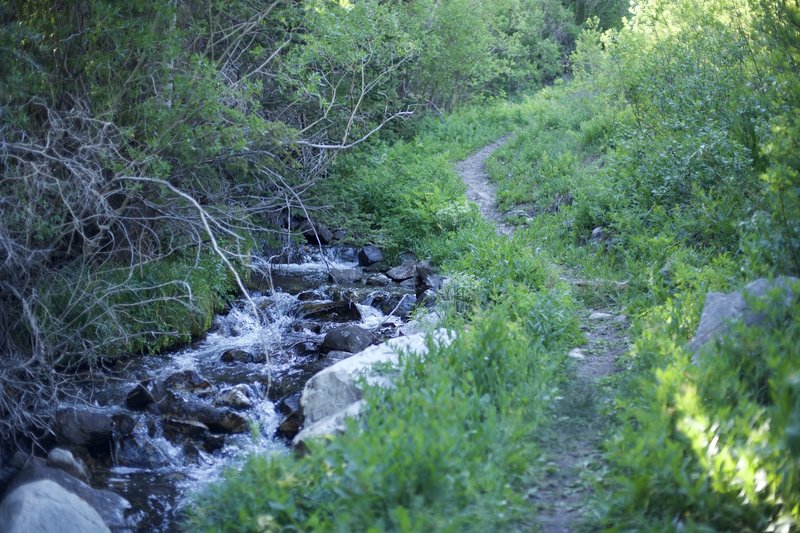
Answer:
[483,2,800,530]
[37,248,243,361]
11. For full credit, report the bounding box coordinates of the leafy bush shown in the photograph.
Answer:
[604,285,800,530]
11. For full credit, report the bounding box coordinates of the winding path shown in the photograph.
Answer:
[455,136,514,236]
[454,138,628,532]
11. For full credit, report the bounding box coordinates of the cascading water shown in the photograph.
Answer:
[78,246,414,531]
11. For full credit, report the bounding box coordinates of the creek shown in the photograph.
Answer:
[71,246,413,531]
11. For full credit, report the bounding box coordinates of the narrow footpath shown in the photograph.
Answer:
[454,138,629,532]
[455,136,514,236]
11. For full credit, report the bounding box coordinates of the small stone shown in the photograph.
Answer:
[201,434,226,453]
[568,349,586,360]
[296,290,321,301]
[46,448,89,483]
[386,263,417,281]
[366,274,392,286]
[125,383,154,410]
[588,312,614,321]
[590,227,609,242]
[277,414,303,440]
[213,386,253,410]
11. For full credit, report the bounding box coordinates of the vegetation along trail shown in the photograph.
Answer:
[456,137,630,531]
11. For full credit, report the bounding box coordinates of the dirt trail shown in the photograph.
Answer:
[530,308,628,532]
[455,136,514,236]
[455,139,628,532]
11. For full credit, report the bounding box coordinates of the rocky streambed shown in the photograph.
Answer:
[0,244,445,532]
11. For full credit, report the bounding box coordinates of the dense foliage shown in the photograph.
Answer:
[0,0,578,444]
[484,0,800,528]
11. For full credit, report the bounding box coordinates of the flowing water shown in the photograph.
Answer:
[74,246,412,531]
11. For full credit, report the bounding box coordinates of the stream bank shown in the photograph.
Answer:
[0,244,444,532]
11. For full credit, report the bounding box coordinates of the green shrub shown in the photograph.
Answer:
[604,286,800,530]
[35,248,239,361]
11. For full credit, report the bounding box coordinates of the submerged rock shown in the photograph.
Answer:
[321,326,374,354]
[213,385,253,410]
[0,480,109,533]
[166,400,250,434]
[163,418,210,440]
[125,382,154,410]
[162,370,211,394]
[220,349,264,364]
[297,300,362,322]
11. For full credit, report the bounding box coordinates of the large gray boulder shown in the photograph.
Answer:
[5,459,130,529]
[0,480,109,533]
[690,276,798,361]
[294,329,454,446]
